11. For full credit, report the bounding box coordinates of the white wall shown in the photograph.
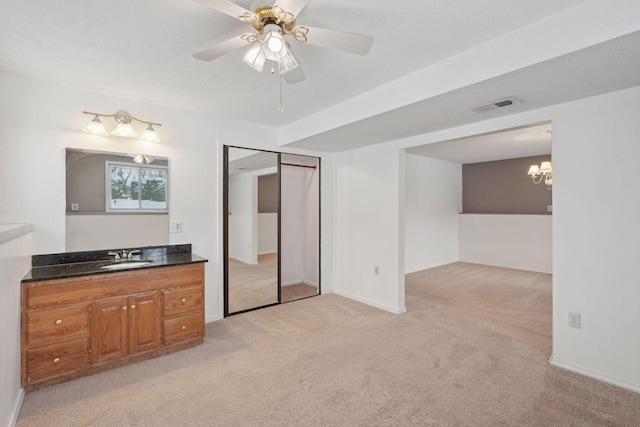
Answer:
[66,215,169,252]
[459,214,552,274]
[549,86,640,392]
[0,225,33,427]
[281,165,305,285]
[404,154,461,273]
[303,164,320,287]
[280,164,320,287]
[228,172,257,264]
[334,144,405,313]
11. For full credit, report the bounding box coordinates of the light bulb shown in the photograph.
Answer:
[268,34,283,52]
[263,30,287,60]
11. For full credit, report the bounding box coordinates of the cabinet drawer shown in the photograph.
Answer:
[26,338,90,383]
[163,312,203,345]
[26,305,89,345]
[163,285,203,318]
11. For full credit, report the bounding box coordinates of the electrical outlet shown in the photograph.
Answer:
[568,312,581,329]
[547,205,553,213]
[71,203,79,211]
[374,266,380,275]
[169,221,182,233]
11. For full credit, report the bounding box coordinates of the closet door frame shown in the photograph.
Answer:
[223,146,321,317]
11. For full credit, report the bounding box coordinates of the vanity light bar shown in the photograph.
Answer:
[81,110,162,142]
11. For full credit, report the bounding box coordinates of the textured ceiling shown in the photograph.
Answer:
[0,0,586,128]
[3,0,639,156]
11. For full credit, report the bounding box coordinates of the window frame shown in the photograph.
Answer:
[105,161,169,213]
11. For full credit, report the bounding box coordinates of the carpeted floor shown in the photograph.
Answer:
[16,262,640,426]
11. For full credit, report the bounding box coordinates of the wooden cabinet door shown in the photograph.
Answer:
[90,297,128,364]
[128,292,162,353]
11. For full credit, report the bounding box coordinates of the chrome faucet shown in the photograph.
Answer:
[120,249,141,259]
[108,249,140,261]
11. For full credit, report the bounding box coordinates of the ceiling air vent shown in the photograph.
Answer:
[471,97,521,113]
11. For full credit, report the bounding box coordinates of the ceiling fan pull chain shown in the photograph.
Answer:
[278,73,285,113]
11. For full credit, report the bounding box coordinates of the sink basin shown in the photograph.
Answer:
[100,260,153,270]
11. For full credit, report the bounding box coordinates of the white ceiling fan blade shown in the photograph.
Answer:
[273,0,309,18]
[194,0,252,20]
[303,26,373,55]
[193,36,249,61]
[283,66,305,84]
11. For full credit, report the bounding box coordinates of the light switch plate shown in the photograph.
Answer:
[169,221,182,233]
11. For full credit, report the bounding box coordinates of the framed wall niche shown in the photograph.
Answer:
[65,148,169,252]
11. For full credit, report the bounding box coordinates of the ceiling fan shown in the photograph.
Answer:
[192,0,374,84]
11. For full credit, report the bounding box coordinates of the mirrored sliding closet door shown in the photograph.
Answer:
[224,147,320,316]
[225,146,280,315]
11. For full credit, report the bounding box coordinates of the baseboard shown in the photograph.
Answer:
[549,355,640,394]
[333,289,407,314]
[7,387,25,427]
[281,280,319,287]
[205,314,222,323]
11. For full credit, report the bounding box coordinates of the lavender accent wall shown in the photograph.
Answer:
[463,155,552,215]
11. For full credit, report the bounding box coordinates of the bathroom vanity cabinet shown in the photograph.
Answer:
[22,262,205,390]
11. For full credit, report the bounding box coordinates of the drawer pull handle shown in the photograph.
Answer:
[55,319,63,325]
[122,306,127,311]
[130,304,136,310]
[53,357,60,363]
[181,298,187,303]
[181,325,187,331]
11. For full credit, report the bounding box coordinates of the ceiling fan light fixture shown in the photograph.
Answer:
[243,43,267,72]
[267,31,283,52]
[262,29,287,61]
[277,49,299,74]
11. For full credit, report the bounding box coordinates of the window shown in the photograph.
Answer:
[106,162,168,212]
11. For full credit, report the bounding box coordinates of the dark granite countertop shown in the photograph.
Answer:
[22,244,207,283]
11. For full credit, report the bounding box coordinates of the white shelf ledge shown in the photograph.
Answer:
[0,223,33,245]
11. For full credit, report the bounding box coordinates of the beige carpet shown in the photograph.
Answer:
[17,262,640,426]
